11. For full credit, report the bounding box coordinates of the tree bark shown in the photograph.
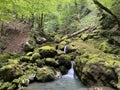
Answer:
[93,0,120,29]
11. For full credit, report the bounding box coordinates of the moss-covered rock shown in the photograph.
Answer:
[0,63,23,81]
[57,54,71,69]
[59,66,68,75]
[20,56,30,62]
[36,59,45,67]
[45,58,58,67]
[36,66,56,82]
[36,46,57,58]
[30,53,41,62]
[0,82,12,90]
[80,34,89,41]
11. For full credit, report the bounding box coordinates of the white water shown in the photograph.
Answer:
[64,45,68,54]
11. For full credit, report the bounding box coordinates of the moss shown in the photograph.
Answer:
[30,53,41,62]
[0,82,11,90]
[7,84,16,90]
[45,58,58,67]
[98,41,113,53]
[81,34,89,41]
[26,52,33,56]
[37,46,57,58]
[20,56,30,62]
[59,66,68,75]
[0,64,23,81]
[57,54,71,69]
[17,87,27,90]
[36,66,56,82]
[36,59,45,67]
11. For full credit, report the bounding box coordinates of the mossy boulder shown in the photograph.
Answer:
[74,53,119,88]
[57,54,71,69]
[36,66,56,82]
[0,82,12,90]
[36,59,45,67]
[45,58,58,67]
[30,53,41,62]
[0,63,23,81]
[59,66,68,75]
[20,56,30,62]
[36,46,57,58]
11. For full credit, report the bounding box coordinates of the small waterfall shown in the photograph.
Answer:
[64,45,68,54]
[62,61,75,78]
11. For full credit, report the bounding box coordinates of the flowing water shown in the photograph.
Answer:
[28,45,86,90]
[28,61,86,90]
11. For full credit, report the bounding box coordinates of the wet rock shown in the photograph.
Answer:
[36,66,56,82]
[57,54,71,69]
[59,66,68,75]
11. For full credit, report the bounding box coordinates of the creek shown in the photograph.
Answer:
[28,45,86,90]
[28,61,86,90]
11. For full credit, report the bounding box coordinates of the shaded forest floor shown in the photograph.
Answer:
[2,21,31,53]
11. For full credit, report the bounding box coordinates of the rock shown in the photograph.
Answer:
[26,52,33,56]
[36,59,45,67]
[35,36,47,44]
[74,53,119,88]
[20,56,30,62]
[7,84,16,90]
[17,87,27,90]
[36,46,57,58]
[0,82,12,90]
[59,66,68,75]
[30,53,41,62]
[36,66,56,82]
[45,58,58,67]
[57,54,71,69]
[0,63,23,81]
[23,41,34,52]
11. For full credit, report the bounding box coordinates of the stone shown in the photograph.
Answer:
[37,46,57,58]
[36,66,56,82]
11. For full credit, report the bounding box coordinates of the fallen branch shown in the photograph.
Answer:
[59,24,97,42]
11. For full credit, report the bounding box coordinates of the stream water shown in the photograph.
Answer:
[28,61,86,90]
[28,45,86,90]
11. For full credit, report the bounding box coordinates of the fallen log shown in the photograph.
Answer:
[59,24,97,42]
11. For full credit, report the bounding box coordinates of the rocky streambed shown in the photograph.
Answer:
[0,36,120,90]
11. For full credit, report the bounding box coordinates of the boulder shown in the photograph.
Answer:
[36,66,56,82]
[30,53,41,62]
[0,82,12,90]
[36,46,57,58]
[74,53,119,89]
[0,62,23,81]
[45,58,58,67]
[57,54,71,69]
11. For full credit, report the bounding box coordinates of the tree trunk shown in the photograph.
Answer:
[74,0,80,23]
[93,0,120,29]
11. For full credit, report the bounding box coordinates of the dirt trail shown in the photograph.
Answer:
[4,21,31,53]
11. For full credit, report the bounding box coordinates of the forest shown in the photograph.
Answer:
[0,0,120,90]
